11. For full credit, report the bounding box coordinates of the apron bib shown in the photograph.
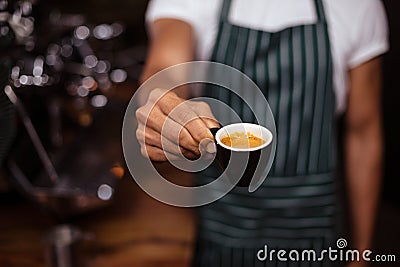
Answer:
[194,0,338,266]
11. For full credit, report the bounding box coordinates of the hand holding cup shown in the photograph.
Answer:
[135,88,220,161]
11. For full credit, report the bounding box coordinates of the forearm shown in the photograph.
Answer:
[139,19,195,101]
[344,57,383,251]
[345,118,382,250]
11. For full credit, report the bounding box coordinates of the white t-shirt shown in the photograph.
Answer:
[146,0,389,113]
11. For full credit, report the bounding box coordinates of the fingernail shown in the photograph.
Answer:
[206,142,216,154]
[199,138,216,154]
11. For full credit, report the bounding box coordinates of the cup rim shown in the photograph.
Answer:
[215,123,273,152]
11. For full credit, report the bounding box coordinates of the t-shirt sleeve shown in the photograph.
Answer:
[347,0,389,68]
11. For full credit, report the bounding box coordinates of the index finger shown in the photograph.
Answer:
[156,91,215,143]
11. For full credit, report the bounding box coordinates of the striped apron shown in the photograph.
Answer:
[194,0,338,266]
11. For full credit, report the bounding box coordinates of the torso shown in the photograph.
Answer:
[147,0,387,113]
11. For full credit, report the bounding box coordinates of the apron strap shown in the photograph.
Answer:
[219,0,232,22]
[220,0,328,24]
[314,0,327,23]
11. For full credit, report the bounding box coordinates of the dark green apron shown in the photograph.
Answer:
[194,0,338,266]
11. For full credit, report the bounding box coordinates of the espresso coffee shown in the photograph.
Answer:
[212,123,273,187]
[220,131,265,149]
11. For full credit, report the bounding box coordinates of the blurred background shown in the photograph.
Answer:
[0,0,398,266]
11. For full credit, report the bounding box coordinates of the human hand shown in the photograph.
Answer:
[136,88,219,161]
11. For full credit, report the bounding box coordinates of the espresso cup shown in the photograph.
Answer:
[210,123,273,187]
